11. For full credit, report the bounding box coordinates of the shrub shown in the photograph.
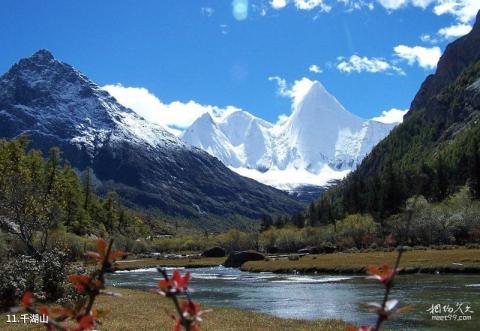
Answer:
[0,256,42,308]
[0,249,68,308]
[40,249,69,301]
[46,231,95,261]
[336,214,379,248]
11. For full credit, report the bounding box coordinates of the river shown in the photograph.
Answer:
[107,266,480,330]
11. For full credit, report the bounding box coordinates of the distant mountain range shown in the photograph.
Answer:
[0,50,304,225]
[182,81,398,192]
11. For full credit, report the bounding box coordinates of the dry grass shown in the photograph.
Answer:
[241,248,480,273]
[1,288,348,331]
[115,257,226,271]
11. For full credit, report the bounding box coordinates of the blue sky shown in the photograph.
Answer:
[1,0,478,130]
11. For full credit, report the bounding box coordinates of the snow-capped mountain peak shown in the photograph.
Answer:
[280,81,364,172]
[181,112,242,167]
[219,110,272,146]
[29,49,55,62]
[182,80,398,191]
[288,81,362,127]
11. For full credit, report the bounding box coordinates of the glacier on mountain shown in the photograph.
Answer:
[181,81,398,190]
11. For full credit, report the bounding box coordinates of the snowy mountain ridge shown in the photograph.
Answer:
[0,49,184,156]
[182,81,398,190]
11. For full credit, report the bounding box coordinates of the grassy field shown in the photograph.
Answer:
[114,256,226,271]
[242,248,480,274]
[1,288,348,331]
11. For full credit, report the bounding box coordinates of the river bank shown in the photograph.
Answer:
[1,287,349,331]
[242,248,480,274]
[115,256,225,271]
[115,248,480,275]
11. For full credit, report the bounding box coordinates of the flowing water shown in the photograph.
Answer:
[107,266,480,330]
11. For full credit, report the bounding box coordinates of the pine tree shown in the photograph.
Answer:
[419,161,434,198]
[103,191,119,232]
[382,160,406,214]
[82,167,95,211]
[468,139,480,199]
[434,155,448,201]
[260,214,273,232]
[44,147,61,196]
[308,202,318,226]
[274,216,285,229]
[60,164,90,234]
[292,212,305,228]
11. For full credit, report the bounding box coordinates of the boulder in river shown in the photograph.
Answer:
[223,251,265,267]
[202,246,226,258]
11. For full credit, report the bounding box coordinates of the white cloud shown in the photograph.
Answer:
[411,0,435,8]
[377,0,407,10]
[294,0,331,11]
[276,113,290,125]
[375,0,479,24]
[372,108,408,123]
[268,76,316,109]
[268,76,289,95]
[393,45,441,69]
[201,7,214,17]
[438,23,472,38]
[103,84,238,135]
[343,0,375,11]
[267,0,479,23]
[271,0,287,9]
[433,0,480,23]
[420,33,439,44]
[377,0,434,10]
[308,64,323,73]
[336,55,405,75]
[220,24,229,35]
[269,0,332,11]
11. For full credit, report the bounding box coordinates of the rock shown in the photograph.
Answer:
[319,243,336,254]
[201,246,226,258]
[297,246,318,254]
[223,251,265,268]
[298,244,336,255]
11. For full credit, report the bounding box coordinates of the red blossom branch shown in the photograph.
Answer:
[152,268,210,331]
